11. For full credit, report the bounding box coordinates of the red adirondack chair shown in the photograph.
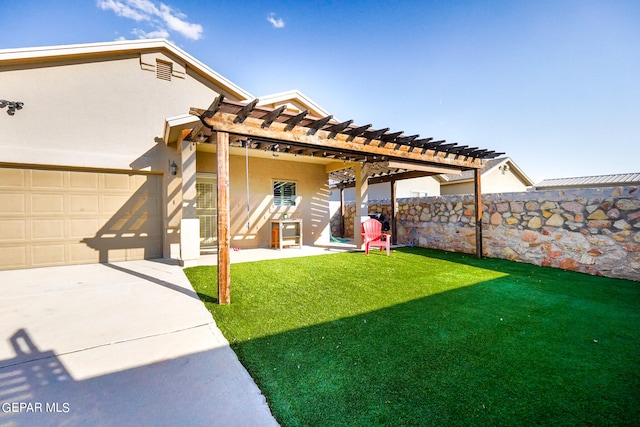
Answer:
[361,218,391,256]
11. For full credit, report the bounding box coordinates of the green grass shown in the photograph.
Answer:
[185,247,640,426]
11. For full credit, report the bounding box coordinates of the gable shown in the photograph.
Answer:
[0,39,252,170]
[257,90,330,118]
[441,158,533,187]
[0,39,252,100]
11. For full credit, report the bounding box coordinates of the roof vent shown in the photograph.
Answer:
[156,60,172,81]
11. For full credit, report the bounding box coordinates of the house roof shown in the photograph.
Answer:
[257,90,331,118]
[440,157,534,186]
[535,172,640,189]
[0,38,253,101]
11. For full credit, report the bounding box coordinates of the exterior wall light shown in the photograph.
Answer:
[169,160,178,176]
[0,100,23,115]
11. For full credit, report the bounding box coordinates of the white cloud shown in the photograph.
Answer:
[267,13,285,29]
[132,28,170,39]
[97,0,150,21]
[159,4,203,40]
[128,0,160,16]
[97,0,203,40]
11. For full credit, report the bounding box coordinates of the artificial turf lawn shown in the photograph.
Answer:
[184,247,640,426]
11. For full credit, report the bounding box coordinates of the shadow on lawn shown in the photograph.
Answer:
[197,247,640,427]
[238,279,640,426]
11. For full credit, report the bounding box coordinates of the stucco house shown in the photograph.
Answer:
[332,157,531,201]
[0,39,338,270]
[331,175,443,201]
[440,157,533,195]
[1,39,503,299]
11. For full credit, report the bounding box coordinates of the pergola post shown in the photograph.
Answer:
[216,131,231,304]
[339,186,345,238]
[354,162,368,248]
[390,179,397,245]
[474,168,483,259]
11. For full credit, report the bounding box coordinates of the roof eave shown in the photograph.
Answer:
[483,157,535,186]
[257,89,332,118]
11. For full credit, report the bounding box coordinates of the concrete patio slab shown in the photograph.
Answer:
[198,243,356,265]
[0,260,279,426]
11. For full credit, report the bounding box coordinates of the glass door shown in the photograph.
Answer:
[196,176,217,249]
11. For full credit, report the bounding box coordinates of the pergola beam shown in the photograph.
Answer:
[260,105,286,128]
[234,98,259,123]
[395,134,418,149]
[326,119,354,134]
[362,127,390,141]
[284,110,308,129]
[338,170,438,187]
[185,96,225,142]
[307,114,334,131]
[346,124,372,139]
[191,108,485,170]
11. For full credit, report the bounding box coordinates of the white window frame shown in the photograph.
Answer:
[273,180,297,206]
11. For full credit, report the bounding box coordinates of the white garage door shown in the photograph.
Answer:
[0,167,163,270]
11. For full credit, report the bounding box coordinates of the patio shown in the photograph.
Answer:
[197,241,358,265]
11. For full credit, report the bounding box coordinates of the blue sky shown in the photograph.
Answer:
[2,0,639,183]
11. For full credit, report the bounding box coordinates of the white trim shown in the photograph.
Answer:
[483,158,534,186]
[166,113,201,126]
[196,172,217,179]
[163,114,201,145]
[257,89,331,118]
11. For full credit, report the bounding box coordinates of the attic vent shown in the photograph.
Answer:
[156,60,172,81]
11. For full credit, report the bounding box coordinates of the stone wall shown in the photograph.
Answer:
[331,186,640,281]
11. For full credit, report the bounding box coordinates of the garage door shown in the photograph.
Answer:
[0,167,163,270]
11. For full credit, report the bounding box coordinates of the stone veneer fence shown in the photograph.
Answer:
[330,186,640,281]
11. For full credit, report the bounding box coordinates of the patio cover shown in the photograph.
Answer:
[188,95,503,303]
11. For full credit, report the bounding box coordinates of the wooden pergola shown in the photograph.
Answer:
[188,95,503,304]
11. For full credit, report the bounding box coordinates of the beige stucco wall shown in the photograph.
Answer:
[0,52,227,169]
[331,176,441,201]
[481,168,529,193]
[196,152,331,248]
[0,48,242,261]
[441,169,529,195]
[440,181,475,195]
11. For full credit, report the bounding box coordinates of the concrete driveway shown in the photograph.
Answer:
[0,260,279,426]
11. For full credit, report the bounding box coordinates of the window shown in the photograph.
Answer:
[196,182,216,209]
[273,181,296,206]
[410,190,428,197]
